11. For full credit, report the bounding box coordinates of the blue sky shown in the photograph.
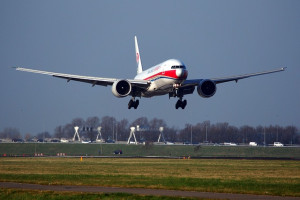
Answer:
[1,0,299,135]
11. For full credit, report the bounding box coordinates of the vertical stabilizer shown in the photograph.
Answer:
[135,36,143,74]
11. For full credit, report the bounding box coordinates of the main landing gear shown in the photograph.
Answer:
[128,98,139,109]
[175,98,187,109]
[172,87,187,109]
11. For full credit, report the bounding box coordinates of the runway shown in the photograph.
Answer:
[1,182,299,200]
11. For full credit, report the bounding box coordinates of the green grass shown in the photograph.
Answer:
[0,189,203,200]
[1,174,298,196]
[0,143,299,158]
[0,158,299,197]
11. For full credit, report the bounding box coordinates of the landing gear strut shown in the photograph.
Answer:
[128,98,139,109]
[175,99,187,109]
[171,87,187,109]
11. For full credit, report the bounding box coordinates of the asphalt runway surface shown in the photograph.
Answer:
[1,182,299,200]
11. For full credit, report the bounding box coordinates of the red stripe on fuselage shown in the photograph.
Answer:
[144,70,182,81]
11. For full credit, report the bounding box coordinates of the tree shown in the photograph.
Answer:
[71,117,85,127]
[53,123,73,139]
[0,128,21,139]
[117,118,129,141]
[28,115,299,145]
[130,117,149,141]
[283,126,297,145]
[148,118,167,141]
[240,125,257,144]
[178,123,192,143]
[63,123,75,139]
[256,125,264,145]
[101,116,117,140]
[85,116,100,128]
[54,125,64,139]
[130,117,149,128]
[209,122,229,143]
[24,133,32,141]
[36,132,51,139]
[149,118,166,130]
[164,127,177,142]
[85,116,100,141]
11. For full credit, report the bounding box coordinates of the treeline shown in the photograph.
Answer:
[0,116,299,144]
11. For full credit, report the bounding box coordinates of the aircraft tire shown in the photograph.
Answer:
[175,100,182,109]
[128,99,134,109]
[182,100,187,109]
[134,100,139,109]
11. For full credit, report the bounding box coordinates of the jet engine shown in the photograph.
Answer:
[197,79,216,98]
[112,80,132,97]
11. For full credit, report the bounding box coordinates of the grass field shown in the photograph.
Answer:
[0,157,299,197]
[0,143,300,158]
[0,189,200,200]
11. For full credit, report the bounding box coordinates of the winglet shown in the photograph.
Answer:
[135,36,143,74]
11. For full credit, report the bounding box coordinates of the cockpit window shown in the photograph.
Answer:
[171,65,186,69]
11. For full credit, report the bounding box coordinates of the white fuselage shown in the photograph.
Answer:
[134,59,188,97]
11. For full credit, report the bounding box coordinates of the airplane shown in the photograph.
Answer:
[15,36,286,109]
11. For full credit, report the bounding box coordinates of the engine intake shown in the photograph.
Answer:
[197,79,216,98]
[112,80,132,97]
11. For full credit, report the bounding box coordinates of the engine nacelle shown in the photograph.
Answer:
[112,80,132,98]
[197,79,216,98]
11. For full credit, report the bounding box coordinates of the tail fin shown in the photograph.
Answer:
[135,36,143,74]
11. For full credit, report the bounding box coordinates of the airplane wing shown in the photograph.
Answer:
[182,67,286,86]
[14,67,149,89]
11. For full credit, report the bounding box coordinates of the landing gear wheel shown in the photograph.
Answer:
[134,100,139,109]
[128,99,139,109]
[182,99,187,109]
[128,99,134,109]
[175,99,187,109]
[175,100,182,109]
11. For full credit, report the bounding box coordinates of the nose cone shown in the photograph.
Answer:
[176,69,188,79]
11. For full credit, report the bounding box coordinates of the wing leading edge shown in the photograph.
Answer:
[15,67,149,88]
[182,67,286,87]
